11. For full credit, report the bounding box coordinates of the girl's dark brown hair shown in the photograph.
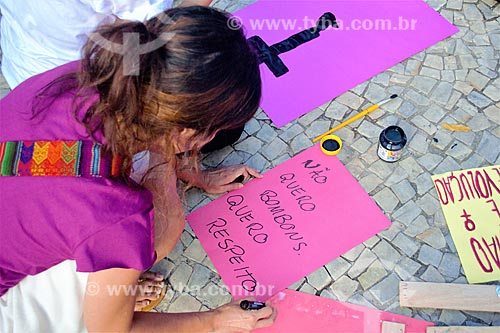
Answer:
[36,6,261,178]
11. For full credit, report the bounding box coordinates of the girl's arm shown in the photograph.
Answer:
[83,268,275,332]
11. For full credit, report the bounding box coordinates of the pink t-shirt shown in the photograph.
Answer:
[0,61,156,297]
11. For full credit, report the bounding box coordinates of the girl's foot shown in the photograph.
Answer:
[135,271,166,311]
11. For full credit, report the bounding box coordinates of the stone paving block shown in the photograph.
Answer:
[415,172,435,195]
[431,128,456,150]
[418,244,444,267]
[420,265,446,283]
[438,252,462,279]
[404,215,430,238]
[201,256,217,273]
[483,84,500,102]
[306,267,332,291]
[446,141,473,161]
[345,158,366,179]
[234,136,263,155]
[431,82,454,105]
[290,133,313,155]
[325,257,351,281]
[328,275,359,302]
[452,130,475,145]
[395,257,422,281]
[304,120,331,139]
[459,54,479,69]
[463,310,496,326]
[392,200,423,227]
[439,309,467,326]
[299,282,317,295]
[372,239,401,270]
[168,240,185,261]
[378,221,405,242]
[407,89,431,107]
[467,90,493,108]
[244,118,260,135]
[392,179,417,204]
[261,138,287,161]
[483,105,500,122]
[187,263,213,290]
[359,173,383,194]
[325,101,350,120]
[357,120,384,139]
[245,153,269,172]
[288,277,305,291]
[417,192,441,216]
[358,259,388,290]
[351,137,372,154]
[408,131,430,155]
[336,91,364,109]
[468,112,492,131]
[347,248,377,279]
[405,59,422,76]
[424,54,444,70]
[298,107,323,127]
[373,187,399,213]
[184,239,207,263]
[352,81,370,96]
[341,243,365,262]
[434,156,462,174]
[462,153,486,170]
[169,262,193,292]
[279,123,304,142]
[399,156,425,180]
[392,233,421,257]
[372,73,390,87]
[412,115,437,135]
[221,150,252,166]
[367,273,400,306]
[417,227,447,250]
[466,69,490,90]
[202,146,232,168]
[255,123,278,142]
[363,236,380,249]
[384,167,410,187]
[449,108,473,123]
[348,293,378,310]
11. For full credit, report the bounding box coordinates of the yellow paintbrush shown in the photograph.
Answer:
[312,94,398,143]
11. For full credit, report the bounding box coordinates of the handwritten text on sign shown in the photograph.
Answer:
[432,165,500,283]
[187,146,391,299]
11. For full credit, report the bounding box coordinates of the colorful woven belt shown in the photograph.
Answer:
[0,140,124,178]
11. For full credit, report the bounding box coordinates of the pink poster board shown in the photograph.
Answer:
[187,145,391,300]
[256,290,433,333]
[235,0,458,127]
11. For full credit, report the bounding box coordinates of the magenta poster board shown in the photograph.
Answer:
[256,290,433,333]
[235,0,458,127]
[187,145,391,299]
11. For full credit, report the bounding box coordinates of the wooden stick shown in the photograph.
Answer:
[399,282,500,313]
[427,327,499,333]
[381,321,405,333]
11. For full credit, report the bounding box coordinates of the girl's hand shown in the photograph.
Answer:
[211,298,276,333]
[199,165,263,194]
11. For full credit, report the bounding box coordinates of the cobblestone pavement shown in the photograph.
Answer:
[1,0,499,328]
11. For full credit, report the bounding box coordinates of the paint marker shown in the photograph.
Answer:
[240,300,266,310]
[233,175,245,183]
[320,134,342,155]
[312,94,398,143]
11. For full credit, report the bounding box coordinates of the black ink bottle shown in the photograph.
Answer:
[377,126,407,162]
